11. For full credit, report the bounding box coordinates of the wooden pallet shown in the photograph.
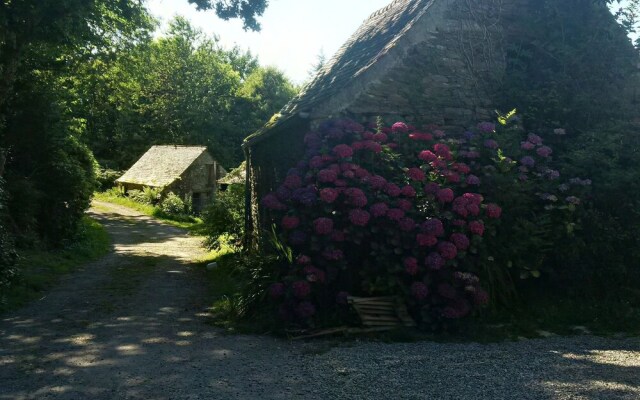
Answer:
[348,296,416,328]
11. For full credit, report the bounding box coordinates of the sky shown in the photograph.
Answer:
[145,0,392,84]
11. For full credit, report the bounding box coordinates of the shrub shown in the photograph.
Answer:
[128,186,162,205]
[160,192,189,217]
[261,118,586,329]
[0,177,18,296]
[95,168,124,191]
[202,184,245,250]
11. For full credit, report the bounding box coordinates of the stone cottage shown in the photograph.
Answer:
[116,145,227,212]
[243,0,640,244]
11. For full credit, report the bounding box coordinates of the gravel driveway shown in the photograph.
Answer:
[1,201,638,399]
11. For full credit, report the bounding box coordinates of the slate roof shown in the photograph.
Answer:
[245,0,432,146]
[117,145,208,188]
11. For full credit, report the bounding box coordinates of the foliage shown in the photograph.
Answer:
[0,177,17,292]
[0,216,110,313]
[202,184,246,250]
[127,187,162,206]
[96,169,124,191]
[77,17,296,169]
[160,192,192,217]
[3,75,98,247]
[187,0,268,31]
[261,118,586,330]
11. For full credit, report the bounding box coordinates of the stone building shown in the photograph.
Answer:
[116,145,227,212]
[243,0,640,244]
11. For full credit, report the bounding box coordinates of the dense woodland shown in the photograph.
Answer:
[0,1,294,291]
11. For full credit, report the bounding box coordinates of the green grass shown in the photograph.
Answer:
[93,191,205,234]
[1,216,111,313]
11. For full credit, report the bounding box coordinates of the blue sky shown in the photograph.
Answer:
[146,0,392,84]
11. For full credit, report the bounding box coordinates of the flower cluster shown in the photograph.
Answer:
[262,117,585,328]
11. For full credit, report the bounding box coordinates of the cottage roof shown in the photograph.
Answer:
[217,161,246,185]
[245,0,432,146]
[117,145,208,188]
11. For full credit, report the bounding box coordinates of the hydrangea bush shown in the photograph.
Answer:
[261,117,588,329]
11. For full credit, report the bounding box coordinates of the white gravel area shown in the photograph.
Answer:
[1,201,638,399]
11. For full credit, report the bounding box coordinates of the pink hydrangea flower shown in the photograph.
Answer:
[319,188,339,203]
[304,266,326,283]
[370,202,389,217]
[411,282,429,300]
[292,281,311,299]
[422,218,444,237]
[364,140,383,153]
[386,208,405,221]
[396,199,412,211]
[477,122,495,133]
[486,203,502,219]
[433,143,452,160]
[426,252,445,270]
[349,209,371,226]
[392,122,409,133]
[407,167,425,182]
[367,175,387,190]
[296,255,311,265]
[354,167,370,179]
[473,289,490,306]
[520,156,535,168]
[520,141,535,151]
[373,132,388,143]
[317,169,338,183]
[401,185,416,198]
[322,248,344,260]
[404,257,419,275]
[409,132,434,141]
[469,220,485,236]
[262,193,286,210]
[536,146,553,158]
[450,233,470,250]
[454,163,471,174]
[484,139,499,149]
[465,175,481,185]
[418,150,438,162]
[284,174,302,189]
[351,141,365,150]
[417,234,438,247]
[444,171,461,183]
[313,217,334,235]
[436,188,454,203]
[281,215,300,230]
[384,183,402,197]
[438,241,458,260]
[528,133,543,145]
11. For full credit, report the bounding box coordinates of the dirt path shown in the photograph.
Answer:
[2,201,639,399]
[0,201,314,399]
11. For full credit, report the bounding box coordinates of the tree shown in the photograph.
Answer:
[187,0,268,31]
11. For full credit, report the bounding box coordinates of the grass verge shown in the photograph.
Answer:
[1,216,111,313]
[93,192,205,234]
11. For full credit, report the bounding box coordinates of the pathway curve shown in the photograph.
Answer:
[1,201,639,399]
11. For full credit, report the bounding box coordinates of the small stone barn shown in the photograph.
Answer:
[243,0,640,245]
[116,145,227,212]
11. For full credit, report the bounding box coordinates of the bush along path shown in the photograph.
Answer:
[1,201,639,399]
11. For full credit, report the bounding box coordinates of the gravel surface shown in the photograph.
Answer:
[1,201,638,399]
